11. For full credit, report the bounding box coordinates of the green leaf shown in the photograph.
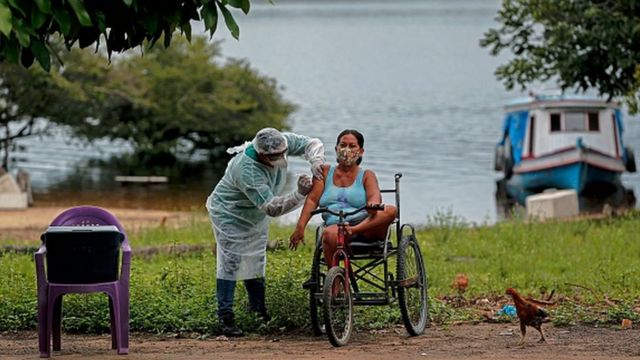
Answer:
[94,10,106,33]
[163,28,172,47]
[30,5,48,29]
[227,0,250,15]
[12,18,30,47]
[122,0,133,7]
[217,1,239,40]
[30,38,50,71]
[20,46,34,67]
[181,21,191,42]
[33,0,51,14]
[6,0,26,17]
[141,12,158,34]
[67,0,92,26]
[4,36,19,63]
[52,8,71,36]
[200,2,218,36]
[0,3,12,36]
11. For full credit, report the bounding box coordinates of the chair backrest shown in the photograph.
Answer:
[50,206,126,232]
[380,173,403,239]
[44,206,127,284]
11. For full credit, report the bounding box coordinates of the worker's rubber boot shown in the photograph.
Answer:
[219,313,243,337]
[253,308,271,323]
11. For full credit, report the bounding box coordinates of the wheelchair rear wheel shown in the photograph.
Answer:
[397,234,428,336]
[309,243,325,335]
[323,266,353,347]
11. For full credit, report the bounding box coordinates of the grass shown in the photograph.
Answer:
[1,210,639,335]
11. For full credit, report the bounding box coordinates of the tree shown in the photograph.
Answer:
[60,35,295,165]
[0,0,251,71]
[0,62,86,170]
[480,0,640,112]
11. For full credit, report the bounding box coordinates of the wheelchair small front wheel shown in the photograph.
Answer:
[397,235,428,336]
[322,266,353,347]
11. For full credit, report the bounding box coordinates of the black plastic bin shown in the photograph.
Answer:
[42,226,124,284]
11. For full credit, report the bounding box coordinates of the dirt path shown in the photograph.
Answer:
[2,323,639,359]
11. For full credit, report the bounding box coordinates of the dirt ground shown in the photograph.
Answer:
[1,323,639,360]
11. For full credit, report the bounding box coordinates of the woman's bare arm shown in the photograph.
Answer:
[363,169,382,205]
[289,165,328,249]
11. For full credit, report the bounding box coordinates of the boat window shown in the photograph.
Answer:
[588,112,599,131]
[550,113,561,132]
[565,112,586,131]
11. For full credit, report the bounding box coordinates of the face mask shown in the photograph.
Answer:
[337,147,360,166]
[270,154,288,168]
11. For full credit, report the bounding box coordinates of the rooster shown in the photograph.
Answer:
[505,288,548,345]
[452,273,469,295]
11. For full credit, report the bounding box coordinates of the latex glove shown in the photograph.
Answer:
[310,160,324,180]
[289,228,305,250]
[297,174,312,195]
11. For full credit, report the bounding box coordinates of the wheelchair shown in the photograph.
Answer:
[303,173,428,347]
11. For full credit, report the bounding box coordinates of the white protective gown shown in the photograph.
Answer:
[206,132,324,280]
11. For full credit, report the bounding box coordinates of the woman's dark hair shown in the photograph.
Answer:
[336,129,364,165]
[336,129,364,148]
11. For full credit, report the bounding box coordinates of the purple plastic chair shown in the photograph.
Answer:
[35,206,131,358]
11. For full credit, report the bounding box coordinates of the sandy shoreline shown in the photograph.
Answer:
[0,206,202,243]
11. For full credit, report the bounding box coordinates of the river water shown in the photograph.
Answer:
[11,0,640,224]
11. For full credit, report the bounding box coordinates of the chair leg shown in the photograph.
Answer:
[118,289,129,355]
[44,295,58,358]
[37,294,50,358]
[109,297,117,350]
[52,296,63,351]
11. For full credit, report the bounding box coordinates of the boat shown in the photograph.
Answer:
[494,94,636,205]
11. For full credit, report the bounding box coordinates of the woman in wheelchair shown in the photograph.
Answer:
[289,129,397,267]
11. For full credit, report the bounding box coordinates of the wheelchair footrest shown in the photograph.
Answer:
[302,278,317,290]
[394,275,419,288]
[353,298,391,306]
[353,292,389,306]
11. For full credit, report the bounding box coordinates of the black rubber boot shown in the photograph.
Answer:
[255,309,271,323]
[219,313,243,337]
[245,278,270,322]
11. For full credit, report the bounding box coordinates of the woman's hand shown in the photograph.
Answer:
[366,202,384,216]
[289,227,305,250]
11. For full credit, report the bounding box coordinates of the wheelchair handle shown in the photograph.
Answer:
[310,204,384,218]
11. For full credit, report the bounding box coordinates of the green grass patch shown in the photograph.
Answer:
[1,211,639,334]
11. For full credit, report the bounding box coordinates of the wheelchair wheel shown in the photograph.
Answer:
[309,243,325,335]
[323,266,353,347]
[397,234,428,336]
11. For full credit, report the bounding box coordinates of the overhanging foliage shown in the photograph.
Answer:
[480,0,640,112]
[0,0,252,71]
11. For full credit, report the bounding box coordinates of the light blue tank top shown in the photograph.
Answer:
[318,166,368,226]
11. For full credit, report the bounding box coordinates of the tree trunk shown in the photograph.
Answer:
[1,123,9,171]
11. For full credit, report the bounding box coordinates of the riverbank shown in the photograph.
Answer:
[0,206,200,244]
